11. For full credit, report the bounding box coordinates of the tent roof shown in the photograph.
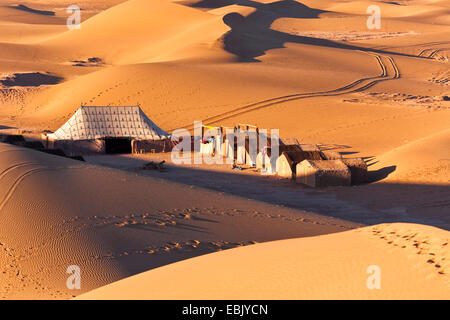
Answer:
[47,106,169,141]
[299,159,349,171]
[281,150,323,166]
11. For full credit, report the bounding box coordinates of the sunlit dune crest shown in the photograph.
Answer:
[0,0,448,300]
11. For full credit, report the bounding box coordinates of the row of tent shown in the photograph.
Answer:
[199,124,369,187]
[44,107,369,187]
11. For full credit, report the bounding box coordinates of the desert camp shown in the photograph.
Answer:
[0,0,448,302]
[4,113,370,187]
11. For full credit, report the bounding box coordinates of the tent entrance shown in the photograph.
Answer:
[104,138,131,154]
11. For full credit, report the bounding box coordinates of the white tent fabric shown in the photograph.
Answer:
[47,106,169,140]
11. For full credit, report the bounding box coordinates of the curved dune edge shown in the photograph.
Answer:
[40,0,229,65]
[373,128,450,184]
[0,142,359,299]
[76,223,449,300]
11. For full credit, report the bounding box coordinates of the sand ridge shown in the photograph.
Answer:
[0,0,448,299]
[76,223,449,300]
[0,142,356,299]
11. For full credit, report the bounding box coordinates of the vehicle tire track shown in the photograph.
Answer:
[172,51,400,129]
[418,48,450,59]
[0,167,47,211]
[418,48,434,57]
[375,40,450,51]
[0,162,40,180]
[0,165,88,212]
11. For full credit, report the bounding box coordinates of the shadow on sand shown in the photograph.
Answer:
[0,125,17,130]
[368,165,397,182]
[9,4,55,16]
[184,0,417,61]
[85,154,449,229]
[0,72,63,87]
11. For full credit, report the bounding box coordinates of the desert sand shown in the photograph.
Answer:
[0,142,356,299]
[77,223,449,300]
[0,0,449,299]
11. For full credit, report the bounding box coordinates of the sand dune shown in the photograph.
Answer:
[1,0,449,190]
[0,24,65,44]
[372,128,450,184]
[40,0,229,64]
[1,0,446,154]
[0,0,448,300]
[0,142,353,299]
[16,46,388,129]
[77,222,449,299]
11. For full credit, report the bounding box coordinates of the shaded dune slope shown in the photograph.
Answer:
[77,222,450,299]
[0,142,352,298]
